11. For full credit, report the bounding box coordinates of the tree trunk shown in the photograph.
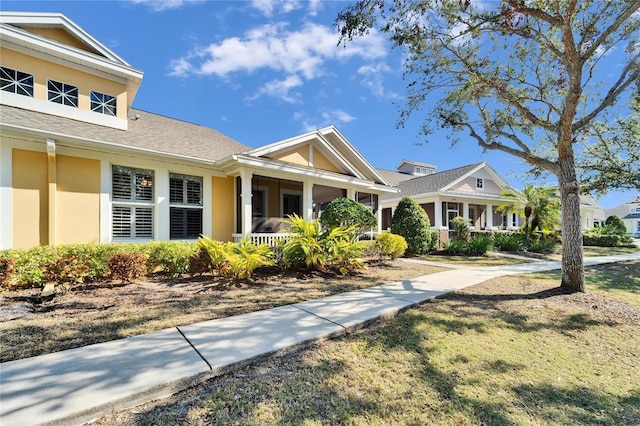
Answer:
[558,155,585,292]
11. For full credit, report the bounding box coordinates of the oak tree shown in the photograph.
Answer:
[337,0,640,291]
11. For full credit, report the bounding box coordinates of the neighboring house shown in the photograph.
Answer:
[579,194,605,230]
[605,195,640,237]
[380,162,522,242]
[0,11,395,250]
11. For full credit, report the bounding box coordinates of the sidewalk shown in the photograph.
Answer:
[2,252,639,426]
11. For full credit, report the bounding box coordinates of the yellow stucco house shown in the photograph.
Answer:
[0,11,395,250]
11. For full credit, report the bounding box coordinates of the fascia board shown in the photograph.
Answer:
[0,12,128,65]
[0,24,143,82]
[481,163,509,188]
[226,154,394,190]
[246,130,365,179]
[440,163,486,191]
[319,126,392,186]
[0,123,220,168]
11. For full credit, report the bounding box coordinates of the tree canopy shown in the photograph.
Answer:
[497,185,561,234]
[337,0,640,292]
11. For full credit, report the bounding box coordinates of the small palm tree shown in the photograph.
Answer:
[497,185,561,234]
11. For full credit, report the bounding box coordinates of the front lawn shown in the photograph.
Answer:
[0,259,444,362]
[95,260,640,425]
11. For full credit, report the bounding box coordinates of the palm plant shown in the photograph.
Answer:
[497,185,561,234]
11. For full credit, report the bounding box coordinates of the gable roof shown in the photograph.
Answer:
[243,126,391,186]
[0,11,143,108]
[376,168,416,186]
[396,159,436,169]
[0,104,250,163]
[382,163,483,200]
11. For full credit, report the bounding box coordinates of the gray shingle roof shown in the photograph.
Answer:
[382,163,482,200]
[0,104,250,162]
[375,168,415,186]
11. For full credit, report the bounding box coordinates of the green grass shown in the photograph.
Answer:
[97,260,640,425]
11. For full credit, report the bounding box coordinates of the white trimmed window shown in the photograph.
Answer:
[112,165,154,239]
[476,178,484,189]
[169,173,203,239]
[48,80,78,107]
[90,91,117,116]
[1,66,34,97]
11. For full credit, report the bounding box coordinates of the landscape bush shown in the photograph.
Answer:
[108,252,148,284]
[583,232,634,247]
[224,237,275,280]
[604,215,627,235]
[450,216,472,243]
[465,234,493,255]
[374,232,408,259]
[144,241,200,276]
[281,214,368,275]
[45,256,90,288]
[319,197,377,236]
[0,256,16,287]
[391,197,439,255]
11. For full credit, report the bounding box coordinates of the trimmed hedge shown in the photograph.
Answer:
[583,233,635,247]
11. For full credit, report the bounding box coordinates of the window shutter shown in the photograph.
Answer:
[112,170,132,200]
[135,173,153,201]
[170,177,183,204]
[186,179,202,205]
[112,206,132,237]
[135,207,153,238]
[186,209,203,237]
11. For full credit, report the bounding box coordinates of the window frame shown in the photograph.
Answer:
[169,173,203,240]
[90,90,117,116]
[111,165,155,240]
[47,79,79,107]
[1,66,34,97]
[476,178,484,190]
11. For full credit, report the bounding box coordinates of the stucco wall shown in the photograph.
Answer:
[211,176,235,241]
[56,155,100,244]
[12,149,48,248]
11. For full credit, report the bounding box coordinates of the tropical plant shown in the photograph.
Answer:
[198,236,234,275]
[337,0,640,292]
[281,214,327,271]
[319,197,377,235]
[497,185,561,235]
[224,237,274,280]
[492,232,526,252]
[390,197,437,255]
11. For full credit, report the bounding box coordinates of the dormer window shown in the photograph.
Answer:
[476,178,484,189]
[48,80,78,107]
[90,91,117,116]
[1,67,34,97]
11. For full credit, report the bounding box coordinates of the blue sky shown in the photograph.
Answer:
[3,0,637,209]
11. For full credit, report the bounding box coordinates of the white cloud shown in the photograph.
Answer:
[247,75,304,104]
[130,0,204,12]
[357,63,399,99]
[169,21,387,102]
[250,0,322,17]
[297,109,356,132]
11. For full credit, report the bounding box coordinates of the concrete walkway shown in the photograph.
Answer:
[2,252,639,426]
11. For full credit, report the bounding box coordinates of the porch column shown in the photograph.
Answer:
[375,198,382,234]
[434,200,443,228]
[303,180,313,221]
[46,139,56,246]
[462,202,469,221]
[346,188,356,200]
[486,204,493,230]
[240,170,253,236]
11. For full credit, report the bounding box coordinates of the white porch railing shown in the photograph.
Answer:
[232,233,292,246]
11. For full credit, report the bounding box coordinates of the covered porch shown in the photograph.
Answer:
[232,171,386,244]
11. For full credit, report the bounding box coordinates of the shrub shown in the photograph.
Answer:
[188,248,212,276]
[44,256,90,288]
[442,239,467,255]
[0,257,16,287]
[319,198,377,235]
[492,232,525,252]
[374,232,408,259]
[108,253,148,284]
[466,234,493,255]
[57,243,126,281]
[527,236,558,253]
[391,197,436,255]
[604,215,627,235]
[145,241,199,276]
[450,216,472,243]
[583,232,634,247]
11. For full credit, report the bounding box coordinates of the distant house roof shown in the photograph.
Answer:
[382,163,483,200]
[375,168,416,186]
[624,195,640,204]
[621,213,640,220]
[579,194,602,208]
[0,104,250,163]
[396,159,436,169]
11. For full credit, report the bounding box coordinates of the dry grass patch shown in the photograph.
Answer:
[422,253,532,266]
[94,260,640,426]
[0,260,444,362]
